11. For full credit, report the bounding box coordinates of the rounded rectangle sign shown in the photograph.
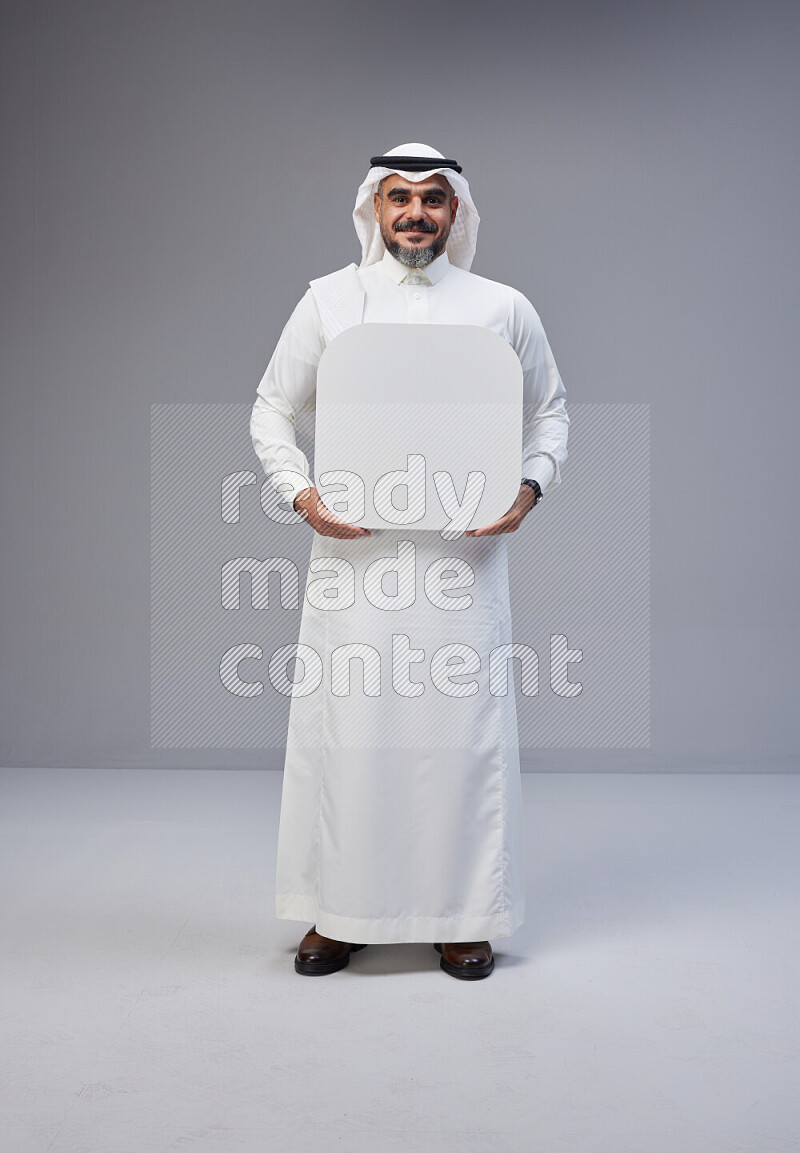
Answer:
[314,324,523,532]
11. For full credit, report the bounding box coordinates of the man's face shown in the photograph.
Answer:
[373,174,459,268]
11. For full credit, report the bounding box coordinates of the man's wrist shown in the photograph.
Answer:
[521,478,542,505]
[293,486,316,512]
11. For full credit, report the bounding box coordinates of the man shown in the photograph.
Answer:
[250,143,568,980]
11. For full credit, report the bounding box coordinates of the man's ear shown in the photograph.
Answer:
[373,191,382,222]
[451,194,459,224]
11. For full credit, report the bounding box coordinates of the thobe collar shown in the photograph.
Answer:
[379,248,451,286]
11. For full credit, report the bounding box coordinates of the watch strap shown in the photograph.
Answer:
[521,478,543,504]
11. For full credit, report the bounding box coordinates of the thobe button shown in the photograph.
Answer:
[413,291,421,299]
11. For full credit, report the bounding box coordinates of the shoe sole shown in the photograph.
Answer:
[294,942,368,976]
[433,942,494,980]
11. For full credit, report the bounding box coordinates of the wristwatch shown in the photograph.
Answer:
[521,478,543,505]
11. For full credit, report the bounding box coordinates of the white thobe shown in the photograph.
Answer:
[250,249,568,944]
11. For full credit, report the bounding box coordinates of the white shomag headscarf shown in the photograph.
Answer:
[353,142,480,272]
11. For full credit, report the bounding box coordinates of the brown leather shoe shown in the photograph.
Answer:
[294,925,368,975]
[433,941,494,980]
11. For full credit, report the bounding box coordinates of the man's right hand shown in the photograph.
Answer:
[293,487,371,538]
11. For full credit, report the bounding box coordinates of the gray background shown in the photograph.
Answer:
[2,0,797,771]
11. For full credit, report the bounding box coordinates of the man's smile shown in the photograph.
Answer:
[394,221,437,234]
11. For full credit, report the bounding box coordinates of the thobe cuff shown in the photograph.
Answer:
[271,469,315,507]
[521,453,557,493]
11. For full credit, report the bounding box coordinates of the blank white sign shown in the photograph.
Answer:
[314,324,523,533]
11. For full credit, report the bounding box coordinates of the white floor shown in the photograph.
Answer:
[1,768,798,1153]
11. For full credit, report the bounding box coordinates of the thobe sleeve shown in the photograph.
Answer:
[249,289,326,506]
[507,290,569,492]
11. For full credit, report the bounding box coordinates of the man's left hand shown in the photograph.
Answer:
[465,483,537,537]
